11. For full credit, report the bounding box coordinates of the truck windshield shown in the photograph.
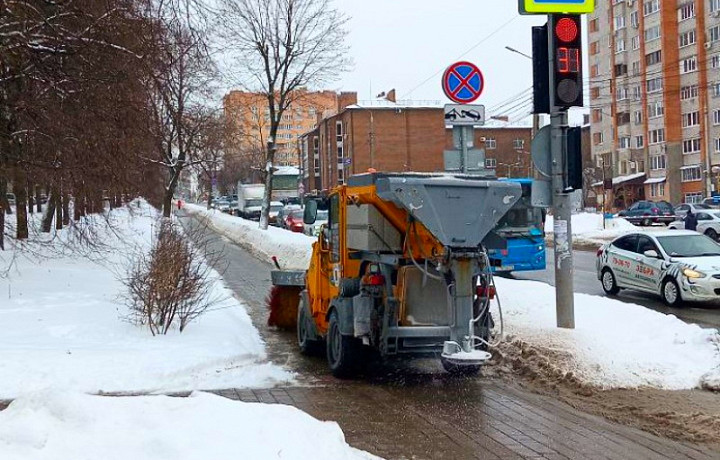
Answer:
[245,199,262,208]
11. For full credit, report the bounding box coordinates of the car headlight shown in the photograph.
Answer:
[683,268,707,279]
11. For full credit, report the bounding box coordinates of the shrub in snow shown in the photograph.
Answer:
[124,219,223,335]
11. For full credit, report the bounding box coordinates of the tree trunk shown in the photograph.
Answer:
[163,190,172,218]
[14,168,28,240]
[55,188,63,230]
[27,181,34,215]
[41,191,57,233]
[73,196,81,221]
[62,193,70,226]
[36,186,42,213]
[0,175,7,250]
[259,140,277,230]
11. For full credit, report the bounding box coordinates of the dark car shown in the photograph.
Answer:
[618,200,676,226]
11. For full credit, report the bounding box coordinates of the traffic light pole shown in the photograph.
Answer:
[550,108,575,329]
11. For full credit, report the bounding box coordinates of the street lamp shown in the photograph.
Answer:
[504,46,533,60]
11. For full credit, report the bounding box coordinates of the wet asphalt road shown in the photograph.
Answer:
[179,211,719,460]
[512,250,720,330]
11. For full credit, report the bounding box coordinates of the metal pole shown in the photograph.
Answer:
[550,109,575,329]
[460,126,468,174]
[547,13,574,329]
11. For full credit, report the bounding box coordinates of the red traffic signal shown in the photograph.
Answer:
[550,14,583,109]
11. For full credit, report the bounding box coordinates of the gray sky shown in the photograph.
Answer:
[332,1,549,121]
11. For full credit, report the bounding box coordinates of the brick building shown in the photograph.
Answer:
[588,1,720,206]
[299,102,532,193]
[223,89,358,173]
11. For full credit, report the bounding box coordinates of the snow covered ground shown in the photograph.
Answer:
[0,391,379,460]
[184,203,314,269]
[545,213,645,245]
[0,201,292,400]
[186,208,720,390]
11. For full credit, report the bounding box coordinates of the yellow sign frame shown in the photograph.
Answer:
[523,0,595,14]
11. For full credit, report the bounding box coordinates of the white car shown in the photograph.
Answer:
[674,203,713,218]
[668,210,720,240]
[304,209,328,236]
[597,230,720,306]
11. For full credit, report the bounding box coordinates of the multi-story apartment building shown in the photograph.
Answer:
[223,89,358,172]
[588,0,720,209]
[298,101,533,194]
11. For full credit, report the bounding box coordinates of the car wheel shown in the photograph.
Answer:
[601,268,620,295]
[706,228,718,241]
[326,310,360,378]
[661,278,683,307]
[642,218,651,227]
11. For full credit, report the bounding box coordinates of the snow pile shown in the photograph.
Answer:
[184,203,314,269]
[495,277,720,390]
[545,213,639,245]
[0,391,380,460]
[0,201,292,399]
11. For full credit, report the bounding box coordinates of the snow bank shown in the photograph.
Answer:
[0,201,292,399]
[545,213,640,245]
[495,277,720,390]
[184,203,313,269]
[0,391,380,460]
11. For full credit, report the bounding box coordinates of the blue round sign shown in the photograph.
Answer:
[442,61,485,104]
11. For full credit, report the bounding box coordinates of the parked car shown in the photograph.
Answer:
[304,209,328,236]
[268,201,285,225]
[277,204,302,229]
[226,200,239,214]
[617,200,675,226]
[597,230,720,306]
[6,193,16,205]
[674,203,713,218]
[284,209,305,233]
[668,210,720,240]
[213,199,231,213]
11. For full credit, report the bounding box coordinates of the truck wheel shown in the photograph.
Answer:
[326,310,360,378]
[297,298,322,356]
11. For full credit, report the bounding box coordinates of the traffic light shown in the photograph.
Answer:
[565,126,583,191]
[550,14,583,109]
[532,24,550,114]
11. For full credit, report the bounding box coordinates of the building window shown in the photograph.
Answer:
[616,39,626,53]
[645,50,662,66]
[635,135,644,148]
[679,30,696,47]
[632,35,640,50]
[513,139,525,150]
[485,137,497,149]
[678,2,695,21]
[682,111,700,128]
[644,25,661,42]
[715,138,720,153]
[634,111,643,124]
[589,18,599,33]
[593,132,604,145]
[644,0,659,16]
[631,11,639,28]
[614,16,626,30]
[712,55,720,69]
[680,56,698,74]
[686,192,703,204]
[614,64,628,77]
[619,137,631,149]
[592,109,603,123]
[650,155,666,170]
[313,158,320,175]
[650,183,665,197]
[649,129,665,145]
[712,0,720,13]
[485,158,497,169]
[646,77,663,93]
[681,85,699,100]
[683,138,702,154]
[714,109,720,125]
[616,86,629,100]
[710,25,720,43]
[648,100,664,118]
[682,166,702,182]
[337,145,344,161]
[337,168,344,185]
[713,82,720,98]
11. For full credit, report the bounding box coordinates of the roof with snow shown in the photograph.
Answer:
[274,166,300,176]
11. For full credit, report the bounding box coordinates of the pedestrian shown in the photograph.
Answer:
[685,208,698,231]
[177,199,183,211]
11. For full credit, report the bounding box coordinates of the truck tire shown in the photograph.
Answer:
[326,309,360,378]
[297,298,322,356]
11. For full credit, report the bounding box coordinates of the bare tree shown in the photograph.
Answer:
[219,0,350,229]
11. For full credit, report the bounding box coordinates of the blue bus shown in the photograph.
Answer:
[488,178,546,273]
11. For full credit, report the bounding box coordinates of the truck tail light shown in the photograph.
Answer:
[477,285,496,300]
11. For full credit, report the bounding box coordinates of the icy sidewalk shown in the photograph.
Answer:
[185,205,720,391]
[0,392,380,460]
[0,201,292,399]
